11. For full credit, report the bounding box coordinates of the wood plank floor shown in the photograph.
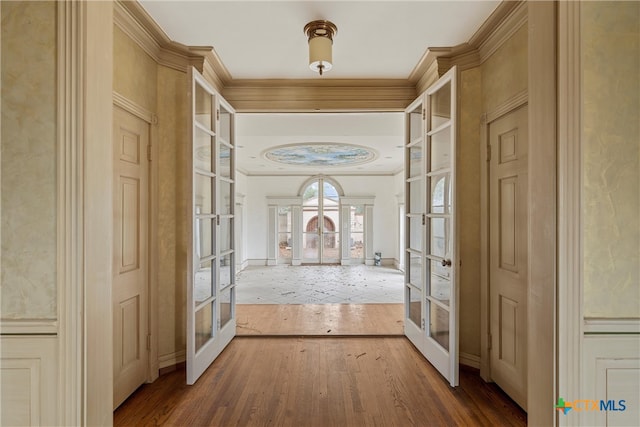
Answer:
[236,303,404,336]
[115,337,526,426]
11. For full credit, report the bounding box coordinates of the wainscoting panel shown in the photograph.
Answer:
[0,336,58,426]
[581,335,640,427]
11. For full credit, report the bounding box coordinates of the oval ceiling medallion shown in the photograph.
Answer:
[264,143,377,167]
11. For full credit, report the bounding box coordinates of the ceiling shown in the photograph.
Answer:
[138,1,501,174]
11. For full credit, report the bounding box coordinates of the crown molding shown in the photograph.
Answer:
[410,1,527,94]
[222,79,416,112]
[114,1,230,91]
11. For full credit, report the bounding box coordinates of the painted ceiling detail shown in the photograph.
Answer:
[264,143,377,167]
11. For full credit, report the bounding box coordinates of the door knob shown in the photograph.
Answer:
[441,259,452,267]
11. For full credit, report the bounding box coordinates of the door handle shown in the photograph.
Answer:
[441,259,452,267]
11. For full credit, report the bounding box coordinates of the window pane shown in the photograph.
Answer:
[323,232,339,259]
[278,232,292,260]
[220,217,232,252]
[428,302,449,351]
[195,83,212,130]
[303,181,319,205]
[408,286,421,328]
[430,127,451,172]
[350,205,364,232]
[219,143,231,178]
[430,174,450,214]
[409,216,422,251]
[195,173,212,214]
[195,302,214,353]
[429,260,450,306]
[197,218,214,259]
[194,126,213,172]
[409,179,422,213]
[429,217,449,258]
[194,260,214,305]
[220,289,233,329]
[408,252,422,289]
[219,105,232,143]
[350,232,364,259]
[220,253,233,289]
[409,144,423,178]
[430,81,451,128]
[323,181,339,203]
[219,179,232,215]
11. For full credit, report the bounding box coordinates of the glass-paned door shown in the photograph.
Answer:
[302,179,340,263]
[404,66,458,387]
[187,67,236,385]
[278,207,292,262]
[349,205,365,261]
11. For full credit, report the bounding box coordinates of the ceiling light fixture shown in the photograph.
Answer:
[304,20,337,76]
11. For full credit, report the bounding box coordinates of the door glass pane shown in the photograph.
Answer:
[220,218,232,252]
[323,181,339,203]
[219,179,232,215]
[219,105,231,144]
[350,232,364,259]
[408,252,422,289]
[429,260,450,306]
[323,232,339,259]
[428,302,450,351]
[409,104,423,142]
[303,181,319,206]
[350,205,364,232]
[409,144,423,178]
[197,218,213,259]
[430,81,451,128]
[195,83,212,130]
[195,174,212,214]
[195,302,214,353]
[430,127,451,172]
[220,252,233,289]
[430,175,450,214]
[278,207,292,261]
[409,180,422,213]
[194,260,214,305]
[194,127,213,172]
[220,289,232,329]
[409,216,422,251]
[429,217,448,258]
[219,143,231,178]
[303,232,319,260]
[408,286,421,328]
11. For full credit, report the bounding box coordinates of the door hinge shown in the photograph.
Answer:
[216,215,220,226]
[487,333,492,351]
[422,213,426,226]
[216,109,220,121]
[147,144,152,161]
[422,108,426,120]
[217,319,221,330]
[421,318,426,330]
[486,145,491,162]
[146,334,151,351]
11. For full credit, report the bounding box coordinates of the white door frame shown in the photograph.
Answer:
[479,90,528,381]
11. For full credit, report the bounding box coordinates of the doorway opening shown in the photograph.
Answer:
[302,178,340,264]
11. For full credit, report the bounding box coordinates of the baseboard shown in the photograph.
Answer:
[460,352,481,369]
[248,259,267,266]
[382,257,395,267]
[236,260,249,272]
[158,349,185,370]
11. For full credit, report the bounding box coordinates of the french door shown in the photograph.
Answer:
[187,67,236,385]
[302,179,340,264]
[404,66,458,386]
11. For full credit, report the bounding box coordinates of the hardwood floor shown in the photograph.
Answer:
[236,303,404,336]
[115,337,526,426]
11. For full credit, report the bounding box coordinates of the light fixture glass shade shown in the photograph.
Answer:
[309,36,332,74]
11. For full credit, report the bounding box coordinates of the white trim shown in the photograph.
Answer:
[57,2,83,425]
[460,352,481,369]
[158,350,186,370]
[485,90,528,123]
[0,320,58,335]
[266,196,302,205]
[557,1,583,419]
[113,91,155,124]
[340,196,375,205]
[297,175,345,197]
[583,319,640,334]
[248,259,268,266]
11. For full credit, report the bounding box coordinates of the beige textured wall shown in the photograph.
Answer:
[1,1,57,319]
[582,2,640,318]
[113,26,157,112]
[156,65,189,359]
[481,25,528,113]
[458,67,482,357]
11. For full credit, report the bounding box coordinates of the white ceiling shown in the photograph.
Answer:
[139,0,500,80]
[138,1,500,174]
[236,112,405,175]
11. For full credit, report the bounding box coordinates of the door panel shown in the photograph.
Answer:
[113,107,149,409]
[187,68,236,385]
[489,105,528,409]
[404,66,459,386]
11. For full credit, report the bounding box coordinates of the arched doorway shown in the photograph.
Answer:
[302,178,341,263]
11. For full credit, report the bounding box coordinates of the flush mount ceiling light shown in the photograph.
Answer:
[304,20,337,76]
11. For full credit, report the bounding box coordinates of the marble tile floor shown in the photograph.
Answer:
[235,264,404,304]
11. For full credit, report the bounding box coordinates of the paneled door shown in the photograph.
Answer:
[489,105,528,409]
[404,66,459,386]
[112,107,149,408]
[187,67,236,385]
